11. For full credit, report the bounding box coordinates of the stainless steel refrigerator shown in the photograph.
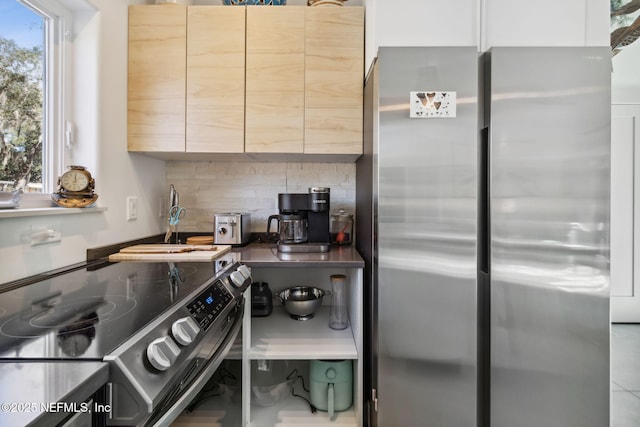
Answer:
[356,46,611,427]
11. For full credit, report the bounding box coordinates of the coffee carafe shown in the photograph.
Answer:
[267,213,308,244]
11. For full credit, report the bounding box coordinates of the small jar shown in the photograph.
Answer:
[330,210,353,245]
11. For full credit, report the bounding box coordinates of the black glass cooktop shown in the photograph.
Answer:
[0,261,218,360]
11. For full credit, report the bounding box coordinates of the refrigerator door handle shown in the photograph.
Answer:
[479,126,490,274]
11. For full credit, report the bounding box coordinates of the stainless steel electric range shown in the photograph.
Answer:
[0,259,252,426]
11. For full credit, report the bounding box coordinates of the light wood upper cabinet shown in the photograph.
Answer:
[304,7,364,155]
[128,5,187,152]
[245,7,306,154]
[187,6,245,153]
[127,5,364,159]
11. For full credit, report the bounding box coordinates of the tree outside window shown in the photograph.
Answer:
[0,36,43,192]
[0,1,44,193]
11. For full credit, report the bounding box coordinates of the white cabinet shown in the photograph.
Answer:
[174,265,363,426]
[611,104,640,322]
[482,0,601,48]
[241,267,363,427]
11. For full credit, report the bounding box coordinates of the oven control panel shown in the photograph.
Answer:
[186,280,233,331]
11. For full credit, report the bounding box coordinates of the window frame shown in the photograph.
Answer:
[15,0,73,204]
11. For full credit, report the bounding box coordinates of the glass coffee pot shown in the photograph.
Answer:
[267,213,308,244]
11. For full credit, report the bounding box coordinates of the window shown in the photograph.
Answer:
[0,0,71,196]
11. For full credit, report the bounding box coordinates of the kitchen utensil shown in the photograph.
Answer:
[169,184,179,210]
[252,380,292,407]
[330,209,353,245]
[267,213,308,244]
[251,282,273,317]
[250,360,298,407]
[310,360,352,420]
[214,213,251,246]
[277,286,326,320]
[329,275,348,330]
[165,205,186,243]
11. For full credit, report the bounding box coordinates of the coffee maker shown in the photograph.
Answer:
[269,187,331,253]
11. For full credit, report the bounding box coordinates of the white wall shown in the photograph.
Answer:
[365,0,610,68]
[0,0,167,284]
[483,0,609,49]
[612,41,640,103]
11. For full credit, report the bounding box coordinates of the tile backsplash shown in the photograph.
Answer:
[166,161,356,233]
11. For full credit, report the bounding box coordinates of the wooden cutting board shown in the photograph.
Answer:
[186,236,214,245]
[108,244,231,262]
[120,244,221,254]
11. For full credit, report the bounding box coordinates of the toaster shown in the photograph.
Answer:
[214,213,251,246]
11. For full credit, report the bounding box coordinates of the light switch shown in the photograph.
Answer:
[127,196,138,221]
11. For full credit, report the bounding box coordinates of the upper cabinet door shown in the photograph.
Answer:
[187,6,245,153]
[304,7,364,155]
[245,7,305,154]
[128,5,187,152]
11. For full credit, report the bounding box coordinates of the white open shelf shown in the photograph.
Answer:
[249,306,357,360]
[238,267,363,427]
[176,386,358,427]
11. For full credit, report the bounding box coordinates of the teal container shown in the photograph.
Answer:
[309,360,352,420]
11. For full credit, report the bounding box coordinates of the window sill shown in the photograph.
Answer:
[0,206,107,219]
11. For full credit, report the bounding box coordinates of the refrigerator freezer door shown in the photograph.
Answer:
[373,47,480,427]
[487,47,610,427]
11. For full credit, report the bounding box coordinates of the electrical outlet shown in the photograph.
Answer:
[30,222,62,246]
[127,196,138,221]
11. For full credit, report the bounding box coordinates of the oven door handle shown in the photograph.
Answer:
[151,300,244,427]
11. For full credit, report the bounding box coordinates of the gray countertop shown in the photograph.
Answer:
[230,244,364,268]
[0,361,108,427]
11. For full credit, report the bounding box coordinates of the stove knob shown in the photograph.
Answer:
[172,316,200,346]
[146,336,180,371]
[230,271,245,288]
[238,265,252,280]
